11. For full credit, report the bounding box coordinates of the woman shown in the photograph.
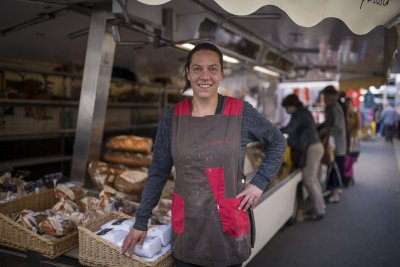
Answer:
[344,97,360,186]
[319,86,347,203]
[281,94,325,220]
[121,43,286,267]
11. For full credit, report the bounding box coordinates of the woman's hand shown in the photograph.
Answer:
[121,229,147,256]
[236,184,263,211]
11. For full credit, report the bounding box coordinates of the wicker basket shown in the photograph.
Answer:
[0,190,79,259]
[79,212,174,267]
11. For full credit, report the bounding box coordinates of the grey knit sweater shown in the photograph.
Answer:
[134,95,286,231]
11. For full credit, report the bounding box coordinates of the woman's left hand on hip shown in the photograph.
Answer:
[236,184,263,211]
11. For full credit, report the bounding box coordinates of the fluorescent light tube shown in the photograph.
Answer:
[175,43,240,63]
[253,66,280,77]
[174,43,195,51]
[222,55,240,64]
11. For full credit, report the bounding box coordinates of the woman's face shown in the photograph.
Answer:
[186,50,223,100]
[285,106,296,114]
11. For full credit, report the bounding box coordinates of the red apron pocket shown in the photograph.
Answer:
[172,192,185,234]
[219,198,250,237]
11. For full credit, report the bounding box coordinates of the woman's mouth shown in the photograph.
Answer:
[198,84,212,88]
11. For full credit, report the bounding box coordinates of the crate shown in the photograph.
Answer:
[79,212,174,267]
[0,190,79,259]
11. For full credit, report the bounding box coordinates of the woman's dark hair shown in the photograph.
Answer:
[282,94,303,108]
[321,85,339,102]
[182,42,224,91]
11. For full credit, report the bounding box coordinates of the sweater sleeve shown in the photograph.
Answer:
[133,107,174,231]
[242,102,287,191]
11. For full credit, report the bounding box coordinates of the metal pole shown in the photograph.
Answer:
[70,6,116,186]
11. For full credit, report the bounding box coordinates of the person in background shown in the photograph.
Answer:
[344,97,361,186]
[380,103,398,143]
[121,43,286,267]
[281,94,325,220]
[319,86,347,203]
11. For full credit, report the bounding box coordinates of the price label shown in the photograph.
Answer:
[43,172,63,183]
[24,179,44,193]
[97,228,113,236]
[0,183,17,193]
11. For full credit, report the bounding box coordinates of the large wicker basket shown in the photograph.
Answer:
[79,212,174,267]
[0,190,79,259]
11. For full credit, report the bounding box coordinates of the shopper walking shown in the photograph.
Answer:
[319,86,347,203]
[281,94,325,220]
[380,103,398,143]
[121,43,286,267]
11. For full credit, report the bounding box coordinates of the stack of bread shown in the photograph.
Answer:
[87,135,153,203]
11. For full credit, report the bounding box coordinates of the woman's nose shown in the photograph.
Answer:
[199,69,211,80]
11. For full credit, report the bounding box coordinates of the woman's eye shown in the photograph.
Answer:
[209,67,218,73]
[193,67,202,73]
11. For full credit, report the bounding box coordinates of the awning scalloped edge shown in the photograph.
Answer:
[137,0,400,35]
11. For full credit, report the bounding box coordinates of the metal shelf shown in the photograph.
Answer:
[104,123,159,132]
[0,129,76,141]
[0,123,159,141]
[107,102,160,108]
[0,99,161,108]
[0,155,73,168]
[0,65,83,78]
[0,99,79,107]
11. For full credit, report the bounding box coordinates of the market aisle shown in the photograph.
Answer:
[247,138,400,267]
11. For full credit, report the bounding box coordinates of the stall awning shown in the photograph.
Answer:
[138,0,400,35]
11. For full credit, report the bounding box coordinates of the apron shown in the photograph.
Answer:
[171,96,252,267]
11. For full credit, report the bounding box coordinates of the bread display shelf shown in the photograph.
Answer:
[0,190,79,259]
[0,155,73,168]
[79,212,174,267]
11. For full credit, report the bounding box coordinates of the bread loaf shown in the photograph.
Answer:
[103,151,152,167]
[16,209,48,233]
[87,161,123,190]
[78,197,99,212]
[114,170,147,194]
[55,183,84,201]
[39,215,76,237]
[106,135,153,153]
[52,199,80,214]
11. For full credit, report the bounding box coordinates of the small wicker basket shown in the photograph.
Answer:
[78,212,174,267]
[0,190,79,259]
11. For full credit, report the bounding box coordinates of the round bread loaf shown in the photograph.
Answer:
[103,151,152,167]
[114,170,147,194]
[55,183,84,201]
[39,215,76,237]
[78,197,99,212]
[87,161,123,190]
[106,135,153,153]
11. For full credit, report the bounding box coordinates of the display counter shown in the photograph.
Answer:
[0,166,302,267]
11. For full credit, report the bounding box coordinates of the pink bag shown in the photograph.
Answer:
[344,155,357,178]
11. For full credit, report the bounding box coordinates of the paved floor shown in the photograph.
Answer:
[247,138,400,267]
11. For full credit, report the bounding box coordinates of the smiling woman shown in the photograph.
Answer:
[121,43,286,267]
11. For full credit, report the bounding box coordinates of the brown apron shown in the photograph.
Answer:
[171,97,252,266]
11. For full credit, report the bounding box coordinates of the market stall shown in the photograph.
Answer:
[1,0,400,266]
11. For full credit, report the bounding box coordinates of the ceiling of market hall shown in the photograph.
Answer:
[0,0,399,87]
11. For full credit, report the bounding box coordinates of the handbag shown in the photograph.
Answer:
[291,147,307,168]
[320,133,333,165]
